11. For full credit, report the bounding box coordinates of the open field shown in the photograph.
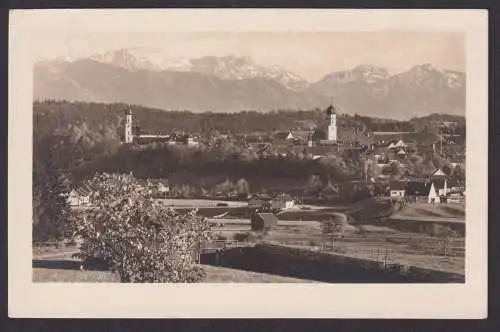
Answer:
[391,202,465,222]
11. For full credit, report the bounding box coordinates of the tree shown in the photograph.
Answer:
[69,173,217,283]
[213,179,235,197]
[382,162,402,179]
[320,217,347,250]
[305,174,323,195]
[236,178,250,197]
[33,168,71,242]
[450,164,465,185]
[438,226,460,257]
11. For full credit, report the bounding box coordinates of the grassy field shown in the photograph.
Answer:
[208,217,465,275]
[391,202,465,222]
[32,251,313,283]
[53,199,465,282]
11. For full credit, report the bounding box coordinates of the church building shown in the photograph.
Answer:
[309,104,339,146]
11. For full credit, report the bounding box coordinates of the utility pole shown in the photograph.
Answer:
[440,126,443,156]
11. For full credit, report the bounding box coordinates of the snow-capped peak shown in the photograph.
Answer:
[321,65,390,85]
[403,63,465,89]
[88,48,192,72]
[49,47,310,90]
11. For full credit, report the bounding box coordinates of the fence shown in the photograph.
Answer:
[194,240,243,263]
[319,238,465,264]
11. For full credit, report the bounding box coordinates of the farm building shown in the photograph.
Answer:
[405,181,431,198]
[251,213,278,231]
[248,193,295,211]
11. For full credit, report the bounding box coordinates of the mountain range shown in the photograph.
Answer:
[34,48,466,119]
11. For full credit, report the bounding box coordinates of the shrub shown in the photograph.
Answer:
[216,234,227,241]
[69,173,217,283]
[233,232,256,242]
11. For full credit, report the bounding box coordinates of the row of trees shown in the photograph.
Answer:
[35,100,465,139]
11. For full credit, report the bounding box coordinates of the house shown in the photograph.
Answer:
[248,194,273,210]
[389,182,406,198]
[446,192,464,204]
[67,184,95,206]
[394,140,407,149]
[147,179,170,197]
[270,193,295,210]
[396,148,407,157]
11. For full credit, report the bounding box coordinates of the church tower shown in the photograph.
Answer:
[124,107,134,144]
[326,104,337,141]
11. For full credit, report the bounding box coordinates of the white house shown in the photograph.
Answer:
[428,182,440,204]
[248,193,295,211]
[271,193,295,210]
[67,184,94,206]
[389,182,406,198]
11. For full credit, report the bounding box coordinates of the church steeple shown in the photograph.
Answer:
[326,101,337,141]
[124,105,134,144]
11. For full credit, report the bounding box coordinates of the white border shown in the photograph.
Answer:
[8,9,488,318]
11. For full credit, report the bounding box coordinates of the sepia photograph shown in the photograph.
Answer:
[9,9,488,318]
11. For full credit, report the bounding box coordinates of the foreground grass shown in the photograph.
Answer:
[33,265,311,283]
[32,253,312,283]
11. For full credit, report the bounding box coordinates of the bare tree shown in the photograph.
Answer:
[320,217,347,251]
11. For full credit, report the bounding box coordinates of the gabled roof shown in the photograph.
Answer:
[249,194,273,201]
[431,169,447,177]
[73,183,96,197]
[388,142,396,149]
[274,131,295,140]
[395,140,407,147]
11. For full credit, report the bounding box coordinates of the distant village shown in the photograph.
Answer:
[68,104,466,210]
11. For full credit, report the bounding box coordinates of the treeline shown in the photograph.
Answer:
[75,142,358,185]
[34,100,465,138]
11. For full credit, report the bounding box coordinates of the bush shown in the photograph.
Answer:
[233,232,256,242]
[69,173,217,283]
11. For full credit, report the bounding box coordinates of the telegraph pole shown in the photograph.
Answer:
[440,126,443,156]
